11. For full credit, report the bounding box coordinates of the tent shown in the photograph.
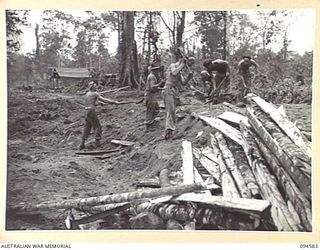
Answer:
[53,67,91,79]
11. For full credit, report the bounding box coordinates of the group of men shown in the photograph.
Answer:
[78,52,259,149]
[144,53,259,140]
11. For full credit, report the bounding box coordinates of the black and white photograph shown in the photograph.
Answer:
[5,8,315,234]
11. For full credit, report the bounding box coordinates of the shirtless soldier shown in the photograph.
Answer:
[203,59,230,104]
[238,56,259,100]
[79,81,123,150]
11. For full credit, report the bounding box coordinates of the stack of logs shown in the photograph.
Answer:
[7,94,311,231]
[194,93,311,231]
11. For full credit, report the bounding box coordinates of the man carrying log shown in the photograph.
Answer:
[203,59,231,104]
[163,51,194,140]
[238,56,259,101]
[145,63,165,131]
[79,81,126,150]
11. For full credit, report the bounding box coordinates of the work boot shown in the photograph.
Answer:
[95,140,101,148]
[79,142,85,150]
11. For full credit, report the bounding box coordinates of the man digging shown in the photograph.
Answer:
[79,81,126,150]
[203,59,231,105]
[237,56,259,102]
[163,51,194,140]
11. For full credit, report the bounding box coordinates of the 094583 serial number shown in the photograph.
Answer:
[300,244,319,248]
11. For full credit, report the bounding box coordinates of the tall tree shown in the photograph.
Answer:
[118,11,139,88]
[193,11,227,59]
[6,10,29,85]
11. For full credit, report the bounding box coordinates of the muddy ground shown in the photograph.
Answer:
[6,83,312,230]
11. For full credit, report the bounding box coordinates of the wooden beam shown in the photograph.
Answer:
[181,140,194,184]
[210,134,240,198]
[193,147,221,184]
[218,111,251,127]
[197,115,243,145]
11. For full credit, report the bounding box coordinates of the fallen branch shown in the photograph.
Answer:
[75,149,121,155]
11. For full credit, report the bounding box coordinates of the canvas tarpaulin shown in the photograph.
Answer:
[55,68,90,78]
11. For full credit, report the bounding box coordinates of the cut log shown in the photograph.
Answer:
[176,193,270,216]
[226,141,261,199]
[8,183,205,213]
[197,115,243,145]
[181,140,194,184]
[255,137,312,231]
[239,122,304,231]
[110,140,135,147]
[159,168,171,187]
[69,203,131,228]
[215,132,251,199]
[130,199,265,230]
[248,94,311,157]
[75,149,121,155]
[251,105,311,169]
[247,107,311,200]
[210,134,240,198]
[218,111,250,128]
[193,147,221,184]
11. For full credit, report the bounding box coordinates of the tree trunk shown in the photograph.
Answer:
[119,11,139,89]
[8,183,205,213]
[227,140,261,199]
[248,95,311,158]
[255,137,312,231]
[222,11,227,60]
[34,23,40,71]
[176,11,186,48]
[246,107,311,200]
[130,198,269,230]
[239,122,304,231]
[210,134,240,198]
[215,132,251,199]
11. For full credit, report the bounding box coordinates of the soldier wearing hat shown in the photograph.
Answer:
[144,62,165,131]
